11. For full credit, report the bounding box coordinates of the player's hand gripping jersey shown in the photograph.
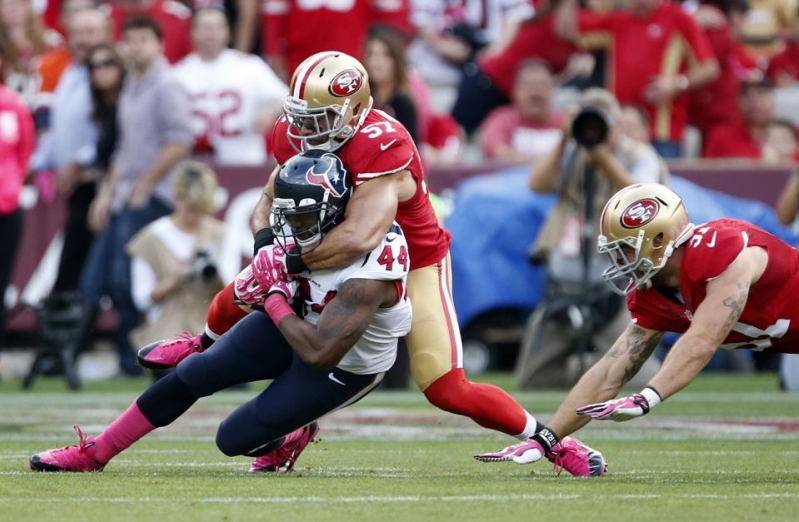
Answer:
[628,218,799,353]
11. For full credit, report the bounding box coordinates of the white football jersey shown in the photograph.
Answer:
[299,223,412,375]
[174,49,287,165]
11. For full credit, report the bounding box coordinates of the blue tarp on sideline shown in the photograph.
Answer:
[446,168,799,328]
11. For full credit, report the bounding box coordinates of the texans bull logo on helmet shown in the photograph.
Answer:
[329,69,363,97]
[620,199,660,229]
[305,152,349,198]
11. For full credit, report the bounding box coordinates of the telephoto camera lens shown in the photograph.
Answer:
[571,105,612,149]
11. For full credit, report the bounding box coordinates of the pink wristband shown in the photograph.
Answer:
[264,294,295,326]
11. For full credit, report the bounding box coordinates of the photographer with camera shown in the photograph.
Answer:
[516,87,667,389]
[126,162,236,364]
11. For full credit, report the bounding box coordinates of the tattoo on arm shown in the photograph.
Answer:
[607,326,664,385]
[718,282,748,342]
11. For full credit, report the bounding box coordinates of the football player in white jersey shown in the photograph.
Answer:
[30,150,412,474]
[174,8,287,165]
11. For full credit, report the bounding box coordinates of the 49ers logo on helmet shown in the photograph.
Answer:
[620,199,659,228]
[329,69,363,97]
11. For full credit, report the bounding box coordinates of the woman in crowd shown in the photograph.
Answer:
[87,43,125,174]
[0,81,35,349]
[364,25,419,144]
[0,0,61,111]
[127,162,236,371]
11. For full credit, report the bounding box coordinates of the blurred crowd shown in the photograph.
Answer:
[2,0,799,377]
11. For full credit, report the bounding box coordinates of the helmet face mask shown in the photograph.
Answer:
[284,51,373,153]
[272,198,339,252]
[598,230,659,295]
[271,149,352,254]
[597,183,694,296]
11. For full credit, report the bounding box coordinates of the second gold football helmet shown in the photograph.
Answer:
[598,183,694,295]
[283,51,373,152]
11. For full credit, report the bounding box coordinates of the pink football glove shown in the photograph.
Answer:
[233,264,267,306]
[474,438,547,464]
[252,244,290,289]
[267,279,299,302]
[576,387,662,422]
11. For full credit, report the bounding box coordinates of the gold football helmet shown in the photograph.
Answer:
[283,51,373,152]
[598,183,694,295]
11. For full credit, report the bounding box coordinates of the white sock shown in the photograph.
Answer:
[514,412,538,440]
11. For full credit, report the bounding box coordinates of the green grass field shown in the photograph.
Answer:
[1,372,799,522]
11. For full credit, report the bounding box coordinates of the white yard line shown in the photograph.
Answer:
[0,493,797,504]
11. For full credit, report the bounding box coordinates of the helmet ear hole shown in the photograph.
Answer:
[653,232,664,248]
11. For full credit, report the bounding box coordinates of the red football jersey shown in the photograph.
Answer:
[577,3,714,142]
[628,219,799,354]
[271,109,451,269]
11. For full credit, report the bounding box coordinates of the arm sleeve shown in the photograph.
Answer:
[30,131,52,171]
[73,142,97,167]
[681,10,714,62]
[682,226,747,283]
[502,0,535,22]
[131,256,157,311]
[216,227,242,285]
[576,10,615,35]
[253,57,289,105]
[628,145,663,184]
[157,77,195,146]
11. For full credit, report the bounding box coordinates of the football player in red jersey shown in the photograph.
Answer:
[138,51,607,477]
[477,182,799,467]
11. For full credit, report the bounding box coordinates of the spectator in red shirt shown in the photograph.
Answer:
[703,78,774,158]
[108,0,192,63]
[766,8,799,86]
[450,0,597,136]
[0,83,35,349]
[260,0,409,82]
[767,38,799,86]
[688,0,761,148]
[479,59,564,163]
[555,0,719,158]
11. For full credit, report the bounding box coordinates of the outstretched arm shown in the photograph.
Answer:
[271,278,398,370]
[647,248,765,399]
[579,246,768,422]
[548,322,664,437]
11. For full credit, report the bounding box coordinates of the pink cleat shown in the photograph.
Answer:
[550,436,607,477]
[137,332,203,370]
[249,422,320,473]
[29,425,105,472]
[474,435,607,477]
